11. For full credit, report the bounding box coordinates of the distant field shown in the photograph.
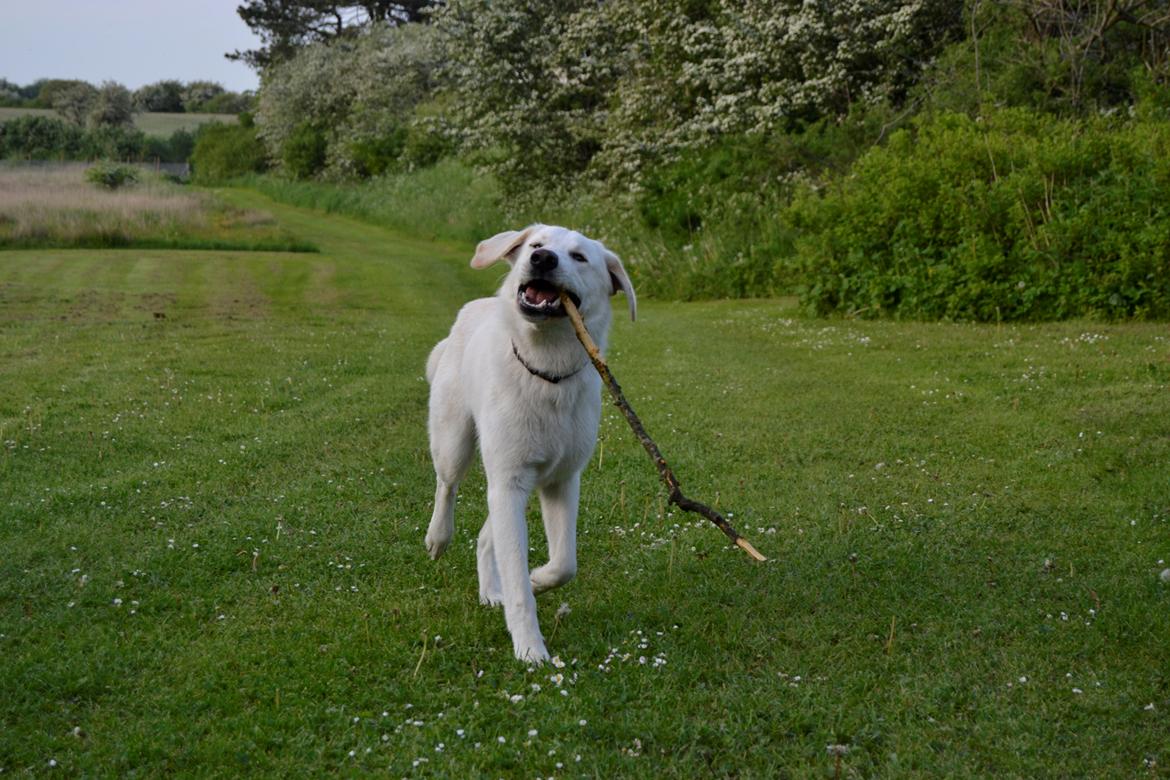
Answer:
[0,107,237,136]
[0,165,311,252]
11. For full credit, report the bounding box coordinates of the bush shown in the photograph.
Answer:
[348,128,408,177]
[81,125,146,161]
[142,129,196,163]
[0,115,85,159]
[281,122,327,179]
[783,109,1170,320]
[85,162,139,189]
[190,122,268,182]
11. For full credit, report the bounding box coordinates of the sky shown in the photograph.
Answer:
[0,0,263,92]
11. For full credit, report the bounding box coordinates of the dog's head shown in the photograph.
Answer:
[471,225,636,323]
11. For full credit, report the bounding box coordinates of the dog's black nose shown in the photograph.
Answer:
[530,248,558,272]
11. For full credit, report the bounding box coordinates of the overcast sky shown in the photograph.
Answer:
[0,0,262,92]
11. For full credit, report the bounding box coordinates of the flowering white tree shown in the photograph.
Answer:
[256,22,444,176]
[257,1,959,182]
[434,0,960,186]
[431,0,625,189]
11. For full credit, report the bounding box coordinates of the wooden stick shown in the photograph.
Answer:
[560,293,767,562]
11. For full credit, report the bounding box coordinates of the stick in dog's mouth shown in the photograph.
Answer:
[558,290,767,562]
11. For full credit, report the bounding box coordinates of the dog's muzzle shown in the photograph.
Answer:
[517,278,580,319]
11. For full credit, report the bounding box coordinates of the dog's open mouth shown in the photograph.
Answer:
[517,279,579,318]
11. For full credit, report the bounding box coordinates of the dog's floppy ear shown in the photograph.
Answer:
[470,225,540,269]
[603,249,637,322]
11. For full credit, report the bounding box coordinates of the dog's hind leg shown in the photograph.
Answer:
[425,411,475,560]
[531,475,579,594]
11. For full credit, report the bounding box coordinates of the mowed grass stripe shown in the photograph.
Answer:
[1,190,1168,776]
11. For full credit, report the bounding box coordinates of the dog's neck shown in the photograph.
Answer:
[508,304,610,383]
[511,340,585,384]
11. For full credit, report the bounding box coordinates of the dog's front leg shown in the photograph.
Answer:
[476,519,503,606]
[531,475,579,594]
[488,481,550,664]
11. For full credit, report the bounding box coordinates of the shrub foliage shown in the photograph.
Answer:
[84,161,140,189]
[785,110,1170,320]
[190,121,269,182]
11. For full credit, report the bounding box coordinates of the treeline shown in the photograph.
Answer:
[0,115,196,164]
[0,78,255,164]
[0,78,253,115]
[211,1,1170,318]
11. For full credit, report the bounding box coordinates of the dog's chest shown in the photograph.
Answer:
[487,378,600,476]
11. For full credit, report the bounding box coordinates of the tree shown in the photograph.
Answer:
[181,81,226,112]
[50,81,99,126]
[255,21,443,176]
[133,80,186,112]
[433,0,962,188]
[87,82,136,129]
[1007,0,1170,109]
[0,79,22,106]
[34,79,95,110]
[227,1,443,69]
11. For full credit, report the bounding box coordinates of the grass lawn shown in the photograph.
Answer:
[1,190,1168,777]
[0,107,237,137]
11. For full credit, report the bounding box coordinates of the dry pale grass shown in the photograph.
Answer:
[0,164,211,243]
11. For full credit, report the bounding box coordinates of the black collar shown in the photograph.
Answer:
[512,341,585,384]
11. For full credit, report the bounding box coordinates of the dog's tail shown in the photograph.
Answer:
[425,339,447,384]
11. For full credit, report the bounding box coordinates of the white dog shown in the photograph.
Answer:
[424,225,636,663]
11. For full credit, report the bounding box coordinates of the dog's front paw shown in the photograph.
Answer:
[513,639,551,665]
[530,562,576,594]
[424,519,453,560]
[425,532,450,560]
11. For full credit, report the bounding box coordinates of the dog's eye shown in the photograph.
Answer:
[570,252,587,263]
[530,242,543,249]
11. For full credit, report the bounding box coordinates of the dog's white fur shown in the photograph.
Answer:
[424,224,635,663]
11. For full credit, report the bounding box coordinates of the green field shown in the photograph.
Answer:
[0,107,237,136]
[1,191,1168,776]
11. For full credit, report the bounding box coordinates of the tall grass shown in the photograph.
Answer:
[0,164,313,251]
[237,160,792,300]
[240,159,506,246]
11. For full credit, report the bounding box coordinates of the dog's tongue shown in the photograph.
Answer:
[525,285,558,305]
